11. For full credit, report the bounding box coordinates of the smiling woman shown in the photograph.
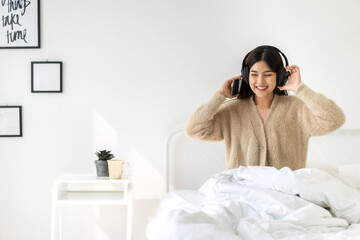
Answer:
[185,45,346,171]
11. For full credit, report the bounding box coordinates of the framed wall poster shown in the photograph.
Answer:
[0,106,22,137]
[31,61,62,93]
[0,0,40,48]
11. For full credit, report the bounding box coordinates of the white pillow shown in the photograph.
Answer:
[306,159,339,178]
[338,164,360,190]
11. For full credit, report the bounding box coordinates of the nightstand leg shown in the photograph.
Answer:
[126,185,133,240]
[51,204,63,240]
[51,203,57,240]
[59,206,63,240]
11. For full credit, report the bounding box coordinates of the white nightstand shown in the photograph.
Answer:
[51,174,133,240]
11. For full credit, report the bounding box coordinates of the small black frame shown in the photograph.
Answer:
[31,61,63,93]
[0,106,22,137]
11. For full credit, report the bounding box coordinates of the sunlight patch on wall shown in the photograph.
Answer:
[92,110,119,154]
[132,148,165,199]
[92,110,164,199]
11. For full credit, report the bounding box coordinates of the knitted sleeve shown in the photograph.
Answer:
[185,91,227,141]
[295,83,346,136]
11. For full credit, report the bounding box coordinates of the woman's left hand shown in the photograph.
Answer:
[278,65,302,92]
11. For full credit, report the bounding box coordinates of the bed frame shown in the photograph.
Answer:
[164,128,360,192]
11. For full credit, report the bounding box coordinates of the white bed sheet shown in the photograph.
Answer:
[147,166,360,240]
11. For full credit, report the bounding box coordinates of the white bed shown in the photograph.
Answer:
[147,128,360,240]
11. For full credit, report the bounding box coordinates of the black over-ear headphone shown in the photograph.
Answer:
[241,45,290,87]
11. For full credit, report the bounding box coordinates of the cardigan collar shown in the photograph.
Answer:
[248,94,279,125]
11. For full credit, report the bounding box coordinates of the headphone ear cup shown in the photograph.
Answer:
[277,68,289,86]
[241,66,249,85]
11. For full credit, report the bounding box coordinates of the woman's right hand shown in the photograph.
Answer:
[218,75,242,98]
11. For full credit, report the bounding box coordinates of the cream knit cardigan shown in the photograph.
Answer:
[185,84,345,170]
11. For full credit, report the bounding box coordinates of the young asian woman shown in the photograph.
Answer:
[185,45,345,170]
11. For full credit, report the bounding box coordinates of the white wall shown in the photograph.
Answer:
[0,0,359,239]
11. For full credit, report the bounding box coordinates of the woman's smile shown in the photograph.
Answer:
[256,86,268,91]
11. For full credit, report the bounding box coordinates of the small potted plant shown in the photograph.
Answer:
[95,150,115,177]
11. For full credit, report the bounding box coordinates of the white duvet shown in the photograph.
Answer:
[146,166,360,240]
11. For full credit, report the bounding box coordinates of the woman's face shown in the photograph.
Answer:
[249,60,277,98]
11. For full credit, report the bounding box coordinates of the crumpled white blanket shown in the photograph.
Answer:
[146,166,360,240]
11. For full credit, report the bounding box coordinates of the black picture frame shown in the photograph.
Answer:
[0,106,22,137]
[0,0,40,48]
[31,61,63,93]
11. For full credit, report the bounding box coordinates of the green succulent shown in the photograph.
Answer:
[95,150,115,161]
